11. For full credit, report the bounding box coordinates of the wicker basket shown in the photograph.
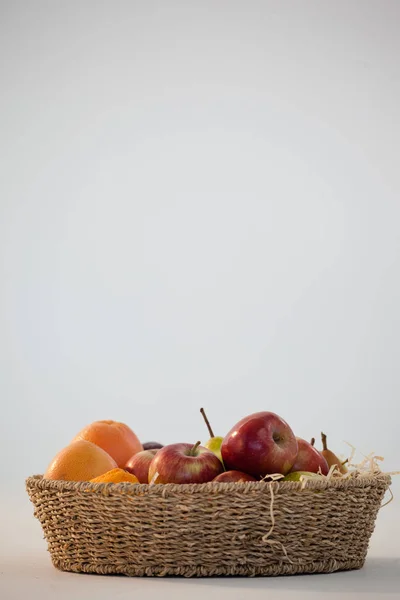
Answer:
[26,473,390,577]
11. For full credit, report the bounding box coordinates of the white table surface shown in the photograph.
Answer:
[1,484,399,600]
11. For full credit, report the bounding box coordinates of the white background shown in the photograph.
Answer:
[0,2,399,597]
[1,0,399,483]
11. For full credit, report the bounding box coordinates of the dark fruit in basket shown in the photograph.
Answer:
[142,441,164,450]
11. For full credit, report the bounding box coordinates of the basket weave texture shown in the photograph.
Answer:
[26,473,390,577]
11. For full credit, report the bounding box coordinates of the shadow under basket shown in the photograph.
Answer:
[26,473,391,577]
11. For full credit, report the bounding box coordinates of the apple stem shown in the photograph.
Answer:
[310,437,315,447]
[189,441,201,456]
[321,432,328,451]
[342,459,348,466]
[200,408,215,438]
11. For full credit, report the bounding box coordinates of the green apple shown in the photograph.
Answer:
[205,436,224,462]
[200,408,224,465]
[282,471,324,481]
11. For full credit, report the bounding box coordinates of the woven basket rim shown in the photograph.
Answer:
[26,472,391,497]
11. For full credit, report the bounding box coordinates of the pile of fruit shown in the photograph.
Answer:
[43,410,349,485]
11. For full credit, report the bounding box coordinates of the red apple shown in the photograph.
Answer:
[290,438,329,475]
[221,411,298,477]
[213,470,257,483]
[148,442,223,484]
[125,449,158,483]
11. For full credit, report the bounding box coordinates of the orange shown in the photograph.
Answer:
[43,439,117,481]
[89,468,139,484]
[72,420,143,468]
